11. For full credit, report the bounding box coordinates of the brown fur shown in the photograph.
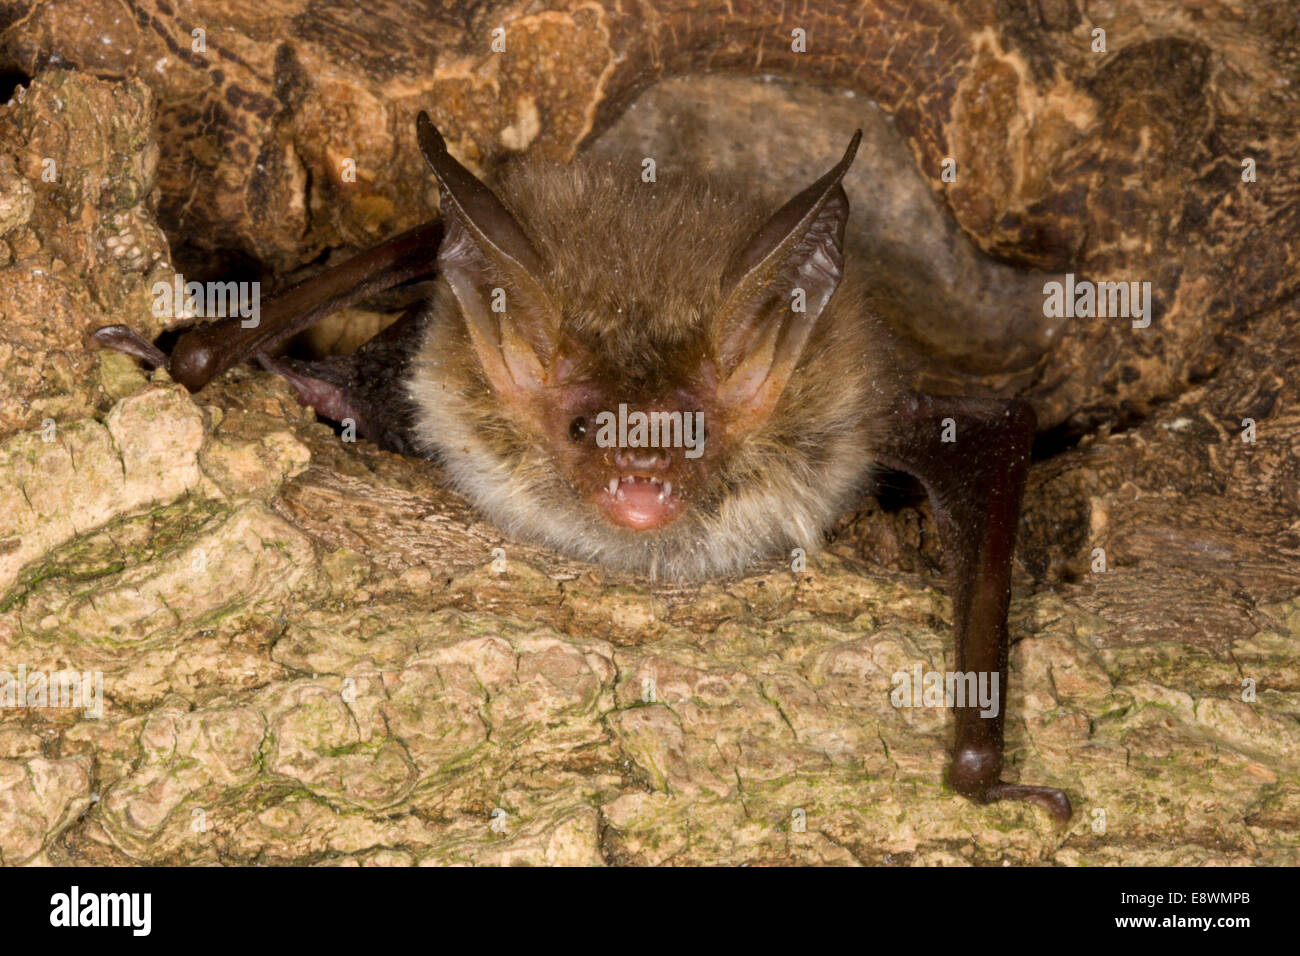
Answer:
[406,156,905,580]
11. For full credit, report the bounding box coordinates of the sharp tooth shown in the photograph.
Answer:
[651,477,662,486]
[608,478,619,496]
[662,481,672,499]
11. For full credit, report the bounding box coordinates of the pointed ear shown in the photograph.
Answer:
[417,112,559,398]
[714,131,861,428]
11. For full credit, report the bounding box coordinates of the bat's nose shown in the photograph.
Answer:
[614,448,670,472]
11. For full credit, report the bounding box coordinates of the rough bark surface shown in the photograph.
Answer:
[0,7,1296,865]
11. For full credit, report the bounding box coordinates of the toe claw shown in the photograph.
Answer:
[986,782,1072,822]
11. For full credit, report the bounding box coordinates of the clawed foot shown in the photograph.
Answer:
[949,750,1072,822]
[983,781,1072,822]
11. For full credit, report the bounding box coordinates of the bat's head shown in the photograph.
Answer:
[408,113,898,580]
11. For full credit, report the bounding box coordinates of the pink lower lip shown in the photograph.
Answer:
[599,476,682,530]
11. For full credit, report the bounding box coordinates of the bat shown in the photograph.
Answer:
[93,112,1071,821]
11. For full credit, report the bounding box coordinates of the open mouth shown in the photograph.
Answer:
[598,474,683,530]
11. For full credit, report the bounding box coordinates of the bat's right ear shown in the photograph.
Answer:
[417,112,559,400]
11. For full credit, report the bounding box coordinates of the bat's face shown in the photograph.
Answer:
[407,116,898,579]
[531,358,720,532]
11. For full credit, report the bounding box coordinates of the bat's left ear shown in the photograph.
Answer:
[714,131,861,429]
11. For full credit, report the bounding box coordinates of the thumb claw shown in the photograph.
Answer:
[90,325,169,368]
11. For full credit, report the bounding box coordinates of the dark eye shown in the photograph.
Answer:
[569,416,588,441]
